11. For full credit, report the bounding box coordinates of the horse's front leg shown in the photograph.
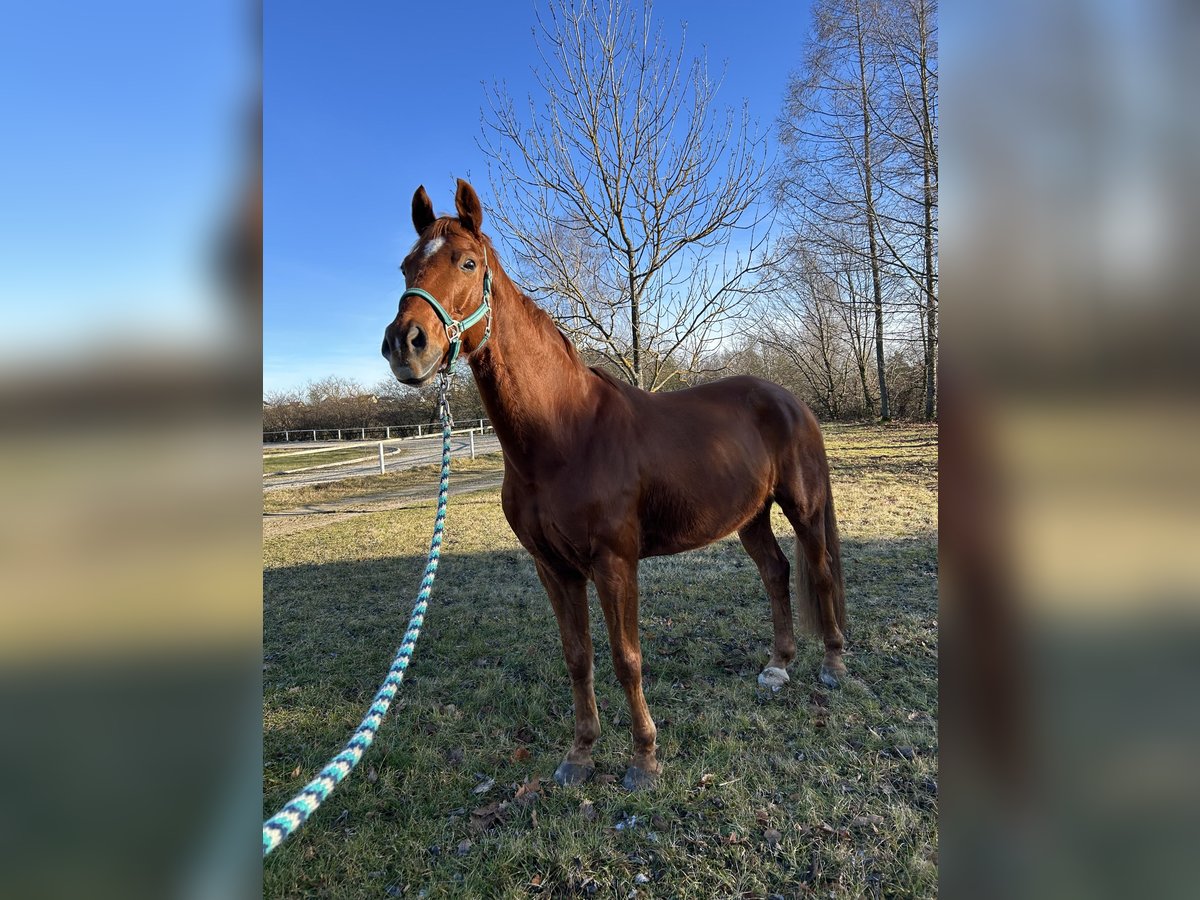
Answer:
[593,550,660,790]
[535,560,600,786]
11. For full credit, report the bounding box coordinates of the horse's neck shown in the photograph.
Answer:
[468,277,593,466]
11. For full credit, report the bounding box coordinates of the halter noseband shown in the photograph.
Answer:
[399,247,493,370]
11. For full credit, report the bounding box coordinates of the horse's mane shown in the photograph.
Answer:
[588,364,626,391]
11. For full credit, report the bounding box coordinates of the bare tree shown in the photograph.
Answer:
[481,0,772,390]
[778,0,898,420]
[878,0,937,419]
[761,241,848,419]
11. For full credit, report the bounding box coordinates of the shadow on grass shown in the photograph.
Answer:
[264,532,937,897]
[264,534,936,703]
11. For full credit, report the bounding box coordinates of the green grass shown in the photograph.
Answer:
[264,423,937,898]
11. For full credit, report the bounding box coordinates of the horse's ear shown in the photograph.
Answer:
[412,185,436,234]
[455,178,483,235]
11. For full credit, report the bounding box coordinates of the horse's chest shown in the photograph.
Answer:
[501,477,595,570]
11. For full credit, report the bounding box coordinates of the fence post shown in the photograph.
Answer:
[379,442,385,474]
[470,430,476,460]
[386,426,391,439]
[311,430,317,441]
[417,424,423,438]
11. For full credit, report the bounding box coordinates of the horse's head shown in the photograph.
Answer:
[382,179,494,386]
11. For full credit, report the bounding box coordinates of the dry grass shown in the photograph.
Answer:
[263,454,506,514]
[264,423,937,898]
[264,446,394,474]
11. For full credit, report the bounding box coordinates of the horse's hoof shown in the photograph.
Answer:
[757,666,790,692]
[554,760,595,787]
[819,662,846,689]
[621,765,659,791]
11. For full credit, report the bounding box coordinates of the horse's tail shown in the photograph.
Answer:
[795,471,846,635]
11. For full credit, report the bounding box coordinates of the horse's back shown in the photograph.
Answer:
[588,372,824,556]
[638,374,819,450]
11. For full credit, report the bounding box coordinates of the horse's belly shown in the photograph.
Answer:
[638,487,764,558]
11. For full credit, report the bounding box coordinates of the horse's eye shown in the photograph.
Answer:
[461,258,477,272]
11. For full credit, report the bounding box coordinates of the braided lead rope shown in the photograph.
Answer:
[263,378,453,857]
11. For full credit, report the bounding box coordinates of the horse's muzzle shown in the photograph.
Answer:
[382,320,443,385]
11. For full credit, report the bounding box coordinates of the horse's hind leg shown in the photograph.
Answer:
[737,504,796,690]
[777,493,848,688]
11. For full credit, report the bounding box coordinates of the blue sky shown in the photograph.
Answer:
[0,2,248,367]
[264,0,813,396]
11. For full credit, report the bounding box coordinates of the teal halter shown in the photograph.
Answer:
[399,251,493,370]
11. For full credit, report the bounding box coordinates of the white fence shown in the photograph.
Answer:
[263,419,492,444]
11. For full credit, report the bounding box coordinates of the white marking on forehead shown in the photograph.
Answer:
[420,237,445,258]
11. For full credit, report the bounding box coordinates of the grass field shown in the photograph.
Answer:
[264,445,398,475]
[263,454,506,513]
[264,423,938,898]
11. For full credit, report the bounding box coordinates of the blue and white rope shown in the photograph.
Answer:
[263,381,453,857]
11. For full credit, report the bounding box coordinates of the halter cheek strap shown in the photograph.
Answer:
[399,249,493,370]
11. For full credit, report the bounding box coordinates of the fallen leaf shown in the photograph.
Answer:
[764,828,782,847]
[698,773,716,787]
[755,809,770,826]
[514,776,542,806]
[530,874,543,887]
[596,773,618,786]
[472,777,496,795]
[290,764,302,778]
[513,725,536,744]
[724,831,740,845]
[367,767,378,783]
[456,840,472,856]
[530,809,539,828]
[512,747,532,762]
[470,801,508,832]
[634,873,650,884]
[580,799,598,821]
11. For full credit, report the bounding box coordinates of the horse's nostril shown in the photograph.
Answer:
[381,335,391,359]
[407,324,427,352]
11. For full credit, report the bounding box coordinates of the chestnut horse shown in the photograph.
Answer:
[382,180,847,790]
